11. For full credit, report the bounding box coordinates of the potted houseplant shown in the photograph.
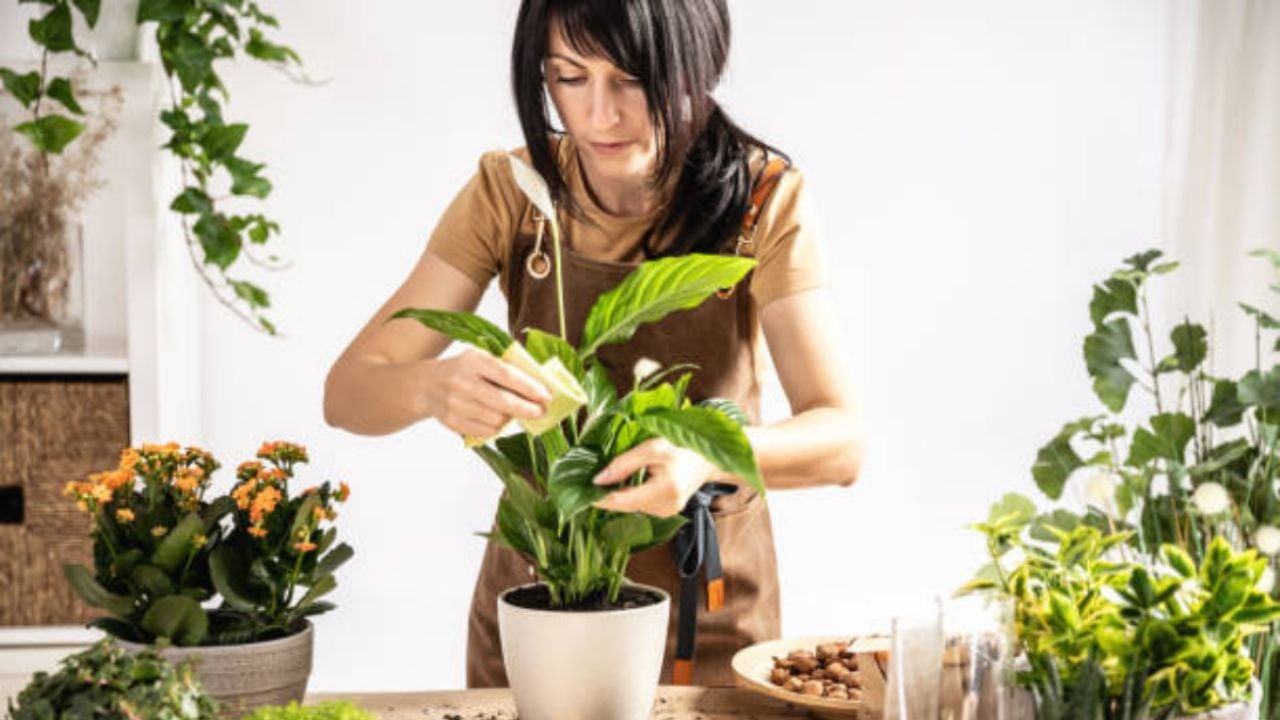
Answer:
[60,441,353,717]
[392,157,765,720]
[1019,249,1280,714]
[7,638,219,719]
[965,493,1280,719]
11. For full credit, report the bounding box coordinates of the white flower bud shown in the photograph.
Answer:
[633,357,661,384]
[1256,526,1280,556]
[1191,482,1231,516]
[1084,470,1117,507]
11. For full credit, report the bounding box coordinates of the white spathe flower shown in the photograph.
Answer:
[1259,566,1276,594]
[633,357,661,384]
[1256,526,1280,556]
[1083,470,1118,507]
[1191,482,1231,516]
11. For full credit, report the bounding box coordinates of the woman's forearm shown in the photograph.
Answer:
[323,356,435,436]
[715,407,864,490]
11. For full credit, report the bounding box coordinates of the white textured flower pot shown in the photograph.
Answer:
[118,622,313,719]
[498,583,670,720]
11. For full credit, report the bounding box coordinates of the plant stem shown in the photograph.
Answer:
[1141,288,1164,414]
[550,218,567,341]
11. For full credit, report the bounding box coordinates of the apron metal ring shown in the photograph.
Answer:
[526,251,551,279]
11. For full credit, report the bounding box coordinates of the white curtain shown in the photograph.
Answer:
[1163,0,1280,376]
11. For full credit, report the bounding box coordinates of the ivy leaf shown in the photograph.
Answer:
[45,77,83,115]
[193,212,241,269]
[70,0,100,27]
[1031,418,1093,500]
[230,280,270,309]
[1089,276,1137,326]
[169,187,212,215]
[1170,322,1207,373]
[245,28,300,64]
[226,157,272,198]
[15,115,85,154]
[635,406,763,496]
[389,308,512,357]
[1206,380,1246,427]
[28,4,76,53]
[1084,318,1137,412]
[166,29,215,91]
[202,123,248,161]
[1239,367,1280,410]
[1239,303,1280,330]
[1127,413,1195,466]
[579,254,756,357]
[0,68,41,108]
[547,446,607,522]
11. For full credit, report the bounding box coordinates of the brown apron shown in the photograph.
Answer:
[465,157,789,688]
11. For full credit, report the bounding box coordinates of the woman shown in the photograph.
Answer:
[324,0,863,688]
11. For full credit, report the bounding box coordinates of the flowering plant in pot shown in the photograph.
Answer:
[964,493,1280,719]
[392,156,764,720]
[60,441,353,716]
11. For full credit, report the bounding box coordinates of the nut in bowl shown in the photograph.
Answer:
[731,635,889,720]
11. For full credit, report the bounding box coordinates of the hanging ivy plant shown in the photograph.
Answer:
[0,0,304,334]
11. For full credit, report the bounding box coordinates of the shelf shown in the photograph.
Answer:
[0,338,128,375]
[0,626,102,647]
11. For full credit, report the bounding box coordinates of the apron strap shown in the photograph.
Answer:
[671,482,738,685]
[737,156,791,256]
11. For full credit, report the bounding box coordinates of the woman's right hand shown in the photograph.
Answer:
[423,348,553,439]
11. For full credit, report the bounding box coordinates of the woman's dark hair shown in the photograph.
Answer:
[511,0,787,256]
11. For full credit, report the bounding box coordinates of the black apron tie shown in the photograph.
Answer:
[670,482,737,685]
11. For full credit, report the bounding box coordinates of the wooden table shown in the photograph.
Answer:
[311,686,818,719]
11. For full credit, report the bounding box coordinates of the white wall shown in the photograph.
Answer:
[4,0,1170,692]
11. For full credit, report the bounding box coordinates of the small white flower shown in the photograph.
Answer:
[1259,566,1276,594]
[1191,482,1231,515]
[1084,470,1118,507]
[1256,526,1280,556]
[633,357,661,384]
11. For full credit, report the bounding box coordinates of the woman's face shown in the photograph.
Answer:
[544,24,659,186]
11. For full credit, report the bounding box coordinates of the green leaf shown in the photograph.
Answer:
[28,4,76,53]
[1161,544,1196,578]
[245,28,300,64]
[1171,322,1207,373]
[1089,276,1137,326]
[208,544,268,612]
[1031,420,1088,500]
[1129,567,1157,607]
[130,564,174,597]
[988,493,1036,526]
[193,213,241,269]
[70,0,100,27]
[579,362,618,442]
[230,280,270,309]
[474,445,546,523]
[141,595,208,646]
[698,398,749,426]
[579,254,757,357]
[1239,366,1280,410]
[201,123,248,161]
[295,573,336,609]
[1127,413,1195,466]
[166,30,215,92]
[290,494,322,545]
[44,77,83,115]
[1030,509,1081,542]
[635,406,764,496]
[15,115,85,154]
[547,446,607,521]
[315,542,353,576]
[1240,303,1280,330]
[1084,318,1137,412]
[150,514,203,573]
[226,156,273,198]
[1206,380,1246,427]
[0,68,41,108]
[390,308,512,356]
[136,0,190,22]
[1125,249,1164,273]
[62,564,135,616]
[170,187,213,215]
[634,515,687,552]
[600,515,651,551]
[525,328,584,381]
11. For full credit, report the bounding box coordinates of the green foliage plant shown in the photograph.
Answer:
[393,251,765,608]
[240,701,376,720]
[61,441,353,646]
[964,493,1280,719]
[0,0,307,333]
[1024,249,1280,711]
[7,639,220,720]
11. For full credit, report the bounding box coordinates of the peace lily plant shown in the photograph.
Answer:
[393,158,764,607]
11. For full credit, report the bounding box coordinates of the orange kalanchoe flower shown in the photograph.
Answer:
[231,481,255,510]
[173,466,205,494]
[141,442,181,455]
[248,526,268,538]
[249,486,283,525]
[115,508,135,523]
[118,448,140,473]
[336,482,351,502]
[293,541,318,553]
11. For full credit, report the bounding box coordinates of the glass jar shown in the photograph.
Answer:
[0,215,85,354]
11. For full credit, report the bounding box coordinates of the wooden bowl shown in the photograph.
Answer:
[731,635,889,720]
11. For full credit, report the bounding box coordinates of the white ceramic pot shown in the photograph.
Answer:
[118,622,313,719]
[498,583,670,720]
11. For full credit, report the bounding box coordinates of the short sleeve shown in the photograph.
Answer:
[424,150,526,286]
[748,167,830,307]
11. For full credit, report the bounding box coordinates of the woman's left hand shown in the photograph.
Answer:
[591,438,720,517]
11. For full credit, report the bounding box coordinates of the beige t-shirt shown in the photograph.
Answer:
[426,136,828,308]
